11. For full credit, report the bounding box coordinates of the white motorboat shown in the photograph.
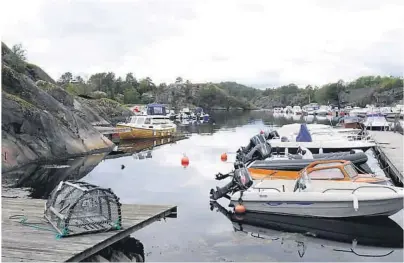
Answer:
[176,107,195,119]
[265,123,375,154]
[210,162,404,218]
[284,106,293,114]
[273,107,283,114]
[315,105,330,116]
[363,113,391,131]
[292,106,303,115]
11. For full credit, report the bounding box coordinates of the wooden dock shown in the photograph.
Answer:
[2,198,177,262]
[369,131,404,186]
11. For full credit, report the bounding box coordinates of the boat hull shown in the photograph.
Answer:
[117,125,176,140]
[269,144,374,154]
[230,196,403,218]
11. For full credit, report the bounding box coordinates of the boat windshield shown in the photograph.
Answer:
[312,162,342,168]
[295,169,311,192]
[308,167,345,180]
[136,117,145,125]
[151,117,170,124]
[344,163,358,178]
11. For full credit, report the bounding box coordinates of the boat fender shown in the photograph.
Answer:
[352,194,359,211]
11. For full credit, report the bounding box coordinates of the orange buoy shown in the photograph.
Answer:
[234,204,246,214]
[220,153,228,162]
[181,155,189,168]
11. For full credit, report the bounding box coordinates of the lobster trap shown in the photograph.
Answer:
[44,181,122,237]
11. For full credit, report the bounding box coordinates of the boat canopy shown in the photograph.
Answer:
[296,123,312,142]
[147,103,166,115]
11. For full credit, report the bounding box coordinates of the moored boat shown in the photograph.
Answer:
[116,104,177,140]
[210,161,404,218]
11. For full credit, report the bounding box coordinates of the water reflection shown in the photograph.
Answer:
[210,201,403,259]
[2,153,107,199]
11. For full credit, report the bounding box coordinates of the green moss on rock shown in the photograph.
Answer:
[36,80,58,92]
[3,91,37,111]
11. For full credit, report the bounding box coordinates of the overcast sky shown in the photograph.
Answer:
[1,0,404,88]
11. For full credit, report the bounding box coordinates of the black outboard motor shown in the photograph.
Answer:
[210,161,253,201]
[236,134,272,163]
[264,130,280,140]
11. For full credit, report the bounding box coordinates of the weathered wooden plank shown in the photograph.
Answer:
[2,249,68,261]
[1,197,177,262]
[2,256,48,262]
[369,131,404,184]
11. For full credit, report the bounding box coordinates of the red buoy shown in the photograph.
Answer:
[221,153,228,162]
[181,155,189,168]
[235,204,246,214]
[260,130,264,134]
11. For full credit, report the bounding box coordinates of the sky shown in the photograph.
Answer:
[1,0,404,88]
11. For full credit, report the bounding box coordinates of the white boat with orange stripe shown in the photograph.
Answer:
[116,104,177,140]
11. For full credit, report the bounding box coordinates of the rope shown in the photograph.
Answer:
[9,215,69,239]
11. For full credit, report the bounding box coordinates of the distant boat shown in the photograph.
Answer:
[363,113,391,131]
[116,104,177,140]
[292,106,302,115]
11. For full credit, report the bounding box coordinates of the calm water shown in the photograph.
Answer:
[3,111,403,262]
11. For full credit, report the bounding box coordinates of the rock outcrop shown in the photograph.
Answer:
[1,42,120,173]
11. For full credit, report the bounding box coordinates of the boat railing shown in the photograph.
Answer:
[254,186,281,193]
[322,185,399,194]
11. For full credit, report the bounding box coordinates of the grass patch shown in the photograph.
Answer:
[36,80,58,92]
[3,91,37,111]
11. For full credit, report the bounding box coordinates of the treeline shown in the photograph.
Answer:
[57,73,256,109]
[255,76,403,108]
[5,42,403,110]
[57,72,159,104]
[55,72,404,109]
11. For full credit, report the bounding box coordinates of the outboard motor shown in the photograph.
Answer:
[236,134,272,163]
[296,146,313,159]
[210,161,253,201]
[264,130,280,140]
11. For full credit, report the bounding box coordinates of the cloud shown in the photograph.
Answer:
[2,0,404,86]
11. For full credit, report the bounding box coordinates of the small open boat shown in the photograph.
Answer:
[234,133,373,175]
[210,161,403,218]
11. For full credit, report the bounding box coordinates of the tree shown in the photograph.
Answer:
[58,72,73,84]
[123,88,140,104]
[175,77,183,84]
[125,72,138,88]
[138,77,155,95]
[11,43,27,61]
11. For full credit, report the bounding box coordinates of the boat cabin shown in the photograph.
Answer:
[126,115,173,126]
[298,160,389,184]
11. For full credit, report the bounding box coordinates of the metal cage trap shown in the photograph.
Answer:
[44,180,122,237]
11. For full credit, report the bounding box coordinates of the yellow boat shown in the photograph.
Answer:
[117,115,177,140]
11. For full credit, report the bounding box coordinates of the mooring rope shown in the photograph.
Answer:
[9,214,68,239]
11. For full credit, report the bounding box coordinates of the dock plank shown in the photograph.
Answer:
[369,131,404,184]
[2,198,176,262]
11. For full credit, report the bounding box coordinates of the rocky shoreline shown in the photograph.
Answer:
[1,42,133,173]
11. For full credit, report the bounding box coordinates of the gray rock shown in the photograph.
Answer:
[1,42,115,173]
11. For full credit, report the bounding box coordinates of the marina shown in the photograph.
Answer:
[2,110,403,262]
